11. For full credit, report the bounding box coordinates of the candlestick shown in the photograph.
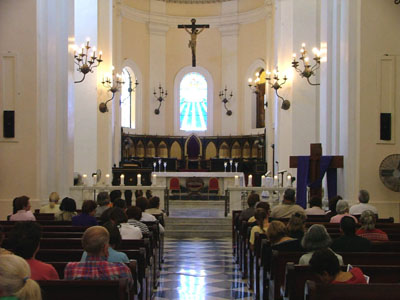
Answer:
[287,174,292,187]
[261,175,266,187]
[230,160,233,172]
[105,174,110,186]
[152,173,157,186]
[93,174,97,186]
[248,174,253,187]
[82,174,88,186]
[235,162,238,172]
[120,174,125,186]
[158,159,162,172]
[137,173,142,186]
[224,162,227,172]
[234,175,239,186]
[163,162,167,173]
[153,162,156,172]
[274,175,278,187]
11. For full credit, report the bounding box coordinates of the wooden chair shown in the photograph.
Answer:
[169,177,181,200]
[207,177,219,200]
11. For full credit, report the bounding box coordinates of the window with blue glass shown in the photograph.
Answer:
[179,72,207,131]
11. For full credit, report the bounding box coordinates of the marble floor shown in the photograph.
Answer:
[154,238,253,300]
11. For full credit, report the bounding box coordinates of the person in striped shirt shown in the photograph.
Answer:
[356,210,389,242]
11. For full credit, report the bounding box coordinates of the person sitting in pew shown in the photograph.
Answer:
[81,222,129,263]
[249,207,270,250]
[72,200,98,226]
[145,196,165,216]
[270,189,305,219]
[305,196,326,215]
[356,210,389,242]
[349,189,378,216]
[247,201,270,224]
[238,193,260,223]
[10,196,36,221]
[0,254,42,300]
[287,211,307,240]
[331,216,371,252]
[309,248,367,284]
[64,226,133,287]
[136,197,165,234]
[56,197,77,221]
[0,225,12,255]
[299,224,343,265]
[109,207,142,240]
[39,192,60,214]
[8,222,59,280]
[326,195,342,218]
[113,198,127,212]
[330,200,358,223]
[266,221,303,251]
[126,206,150,235]
[110,190,122,205]
[95,192,110,218]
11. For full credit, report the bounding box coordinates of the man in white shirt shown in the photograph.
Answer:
[270,189,305,219]
[40,192,60,214]
[349,190,378,216]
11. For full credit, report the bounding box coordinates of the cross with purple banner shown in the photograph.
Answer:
[289,143,343,208]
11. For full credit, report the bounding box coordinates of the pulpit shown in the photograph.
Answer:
[185,134,202,169]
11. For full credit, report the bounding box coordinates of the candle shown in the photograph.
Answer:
[163,162,167,173]
[82,174,88,186]
[274,175,278,187]
[234,175,239,186]
[105,174,110,186]
[287,174,292,187]
[137,173,142,186]
[152,173,157,186]
[261,175,266,187]
[120,174,125,186]
[248,175,253,187]
[93,174,97,186]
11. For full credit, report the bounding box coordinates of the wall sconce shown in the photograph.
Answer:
[219,86,233,116]
[266,68,290,110]
[99,70,125,113]
[395,0,400,4]
[248,70,263,94]
[292,43,321,86]
[154,84,167,115]
[74,38,103,84]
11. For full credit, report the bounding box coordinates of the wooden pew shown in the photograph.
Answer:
[38,279,130,300]
[252,233,268,300]
[232,210,242,262]
[283,263,400,300]
[304,281,400,300]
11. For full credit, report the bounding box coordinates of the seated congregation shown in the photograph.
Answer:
[0,190,165,300]
[234,188,400,300]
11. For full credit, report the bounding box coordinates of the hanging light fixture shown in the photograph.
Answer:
[74,38,103,84]
[219,86,233,116]
[292,43,321,86]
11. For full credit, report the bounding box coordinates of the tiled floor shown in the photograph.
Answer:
[154,238,253,300]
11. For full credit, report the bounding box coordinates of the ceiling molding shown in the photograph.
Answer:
[120,1,272,28]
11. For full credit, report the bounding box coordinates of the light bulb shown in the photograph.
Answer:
[301,42,306,47]
[248,78,252,83]
[292,53,297,58]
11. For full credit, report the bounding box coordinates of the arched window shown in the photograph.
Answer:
[179,72,208,131]
[120,67,136,129]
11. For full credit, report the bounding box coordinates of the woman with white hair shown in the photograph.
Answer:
[0,254,42,300]
[329,200,358,223]
[356,210,388,241]
[299,224,343,265]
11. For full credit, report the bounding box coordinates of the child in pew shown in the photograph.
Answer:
[249,207,270,250]
[81,222,129,263]
[0,254,42,300]
[309,248,367,284]
[299,224,343,265]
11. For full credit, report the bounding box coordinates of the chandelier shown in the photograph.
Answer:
[74,38,103,84]
[292,43,321,86]
[219,86,233,116]
[154,84,168,115]
[99,69,125,113]
[266,68,290,110]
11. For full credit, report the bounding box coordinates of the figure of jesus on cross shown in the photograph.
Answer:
[178,19,209,67]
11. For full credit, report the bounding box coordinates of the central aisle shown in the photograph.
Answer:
[154,238,253,300]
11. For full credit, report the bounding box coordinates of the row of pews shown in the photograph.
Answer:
[1,216,165,300]
[232,211,400,300]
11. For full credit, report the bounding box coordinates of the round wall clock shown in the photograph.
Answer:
[379,154,400,192]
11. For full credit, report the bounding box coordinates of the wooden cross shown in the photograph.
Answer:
[178,19,209,67]
[289,143,343,199]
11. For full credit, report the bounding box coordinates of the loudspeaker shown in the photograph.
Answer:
[380,113,391,141]
[3,110,15,138]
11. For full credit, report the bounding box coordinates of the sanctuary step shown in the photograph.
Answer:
[168,199,226,218]
[165,217,231,239]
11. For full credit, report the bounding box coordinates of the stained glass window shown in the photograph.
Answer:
[179,72,207,131]
[120,67,135,129]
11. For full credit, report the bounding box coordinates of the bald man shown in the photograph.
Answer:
[64,226,132,287]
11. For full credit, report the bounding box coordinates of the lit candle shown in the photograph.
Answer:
[234,175,239,187]
[152,173,157,186]
[287,174,292,187]
[82,174,88,186]
[248,175,253,187]
[137,173,142,186]
[93,174,97,186]
[120,174,125,186]
[105,174,110,186]
[274,175,278,187]
[261,175,266,187]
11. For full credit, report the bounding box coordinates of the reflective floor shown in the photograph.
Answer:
[154,238,253,300]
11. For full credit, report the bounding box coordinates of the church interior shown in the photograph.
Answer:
[1,0,400,299]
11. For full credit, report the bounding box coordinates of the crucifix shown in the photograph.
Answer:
[289,143,343,206]
[178,18,210,67]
